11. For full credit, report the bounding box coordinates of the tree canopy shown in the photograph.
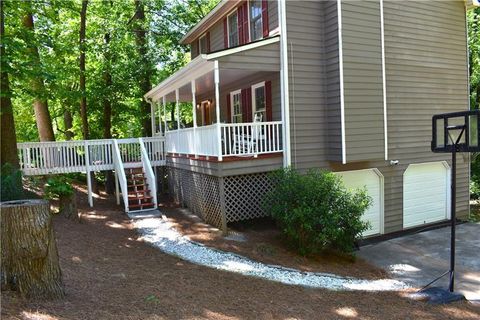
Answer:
[2,0,219,143]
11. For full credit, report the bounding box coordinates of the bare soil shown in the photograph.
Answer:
[2,187,479,320]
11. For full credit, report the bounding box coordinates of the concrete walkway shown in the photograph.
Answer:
[358,223,480,301]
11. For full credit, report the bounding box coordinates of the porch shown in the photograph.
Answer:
[146,36,285,162]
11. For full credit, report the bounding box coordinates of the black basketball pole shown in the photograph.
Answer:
[449,142,456,292]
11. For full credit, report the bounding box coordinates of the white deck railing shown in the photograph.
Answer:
[165,121,283,159]
[17,137,165,175]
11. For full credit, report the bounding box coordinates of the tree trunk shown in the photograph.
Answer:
[22,6,55,142]
[133,0,152,137]
[0,199,64,299]
[103,30,115,195]
[59,193,79,221]
[79,0,89,140]
[0,0,19,168]
[63,108,74,140]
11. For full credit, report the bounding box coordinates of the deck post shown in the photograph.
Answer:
[162,96,167,136]
[214,61,222,161]
[84,141,93,207]
[176,89,180,155]
[192,79,197,158]
[158,101,162,137]
[115,168,120,205]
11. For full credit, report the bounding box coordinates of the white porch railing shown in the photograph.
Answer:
[165,121,283,158]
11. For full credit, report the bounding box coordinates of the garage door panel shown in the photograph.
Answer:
[403,162,449,229]
[337,169,382,237]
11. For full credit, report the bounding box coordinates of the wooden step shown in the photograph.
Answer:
[129,202,155,209]
[128,195,153,202]
[128,190,150,195]
[128,183,147,188]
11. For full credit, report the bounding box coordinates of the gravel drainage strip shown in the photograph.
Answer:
[133,216,410,292]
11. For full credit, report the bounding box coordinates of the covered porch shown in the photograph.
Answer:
[146,37,284,162]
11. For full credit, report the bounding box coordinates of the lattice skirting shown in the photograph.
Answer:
[167,167,274,231]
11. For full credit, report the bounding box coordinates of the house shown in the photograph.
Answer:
[144,0,475,235]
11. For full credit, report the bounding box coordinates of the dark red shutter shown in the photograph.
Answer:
[206,32,211,53]
[242,2,249,43]
[226,94,231,123]
[246,88,253,122]
[223,18,228,48]
[241,89,248,122]
[262,0,269,38]
[265,81,272,121]
[238,7,244,45]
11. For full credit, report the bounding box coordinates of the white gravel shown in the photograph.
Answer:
[133,216,410,292]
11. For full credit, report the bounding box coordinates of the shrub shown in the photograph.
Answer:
[263,168,371,255]
[0,163,23,201]
[44,176,74,200]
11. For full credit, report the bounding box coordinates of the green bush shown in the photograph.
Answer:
[263,168,371,255]
[0,163,24,201]
[44,176,74,200]
[471,153,480,199]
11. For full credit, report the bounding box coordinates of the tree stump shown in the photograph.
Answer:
[0,199,64,299]
[59,192,79,221]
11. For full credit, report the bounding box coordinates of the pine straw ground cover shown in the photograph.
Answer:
[2,186,479,320]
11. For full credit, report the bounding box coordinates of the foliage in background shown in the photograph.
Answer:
[44,176,74,200]
[0,164,24,201]
[263,168,371,255]
[469,8,480,199]
[3,0,219,142]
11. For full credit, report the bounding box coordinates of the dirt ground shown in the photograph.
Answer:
[2,187,480,320]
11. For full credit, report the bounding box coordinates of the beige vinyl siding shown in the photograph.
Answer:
[191,41,199,59]
[209,21,224,52]
[380,0,469,230]
[341,0,384,162]
[325,0,342,162]
[214,41,280,71]
[286,0,329,170]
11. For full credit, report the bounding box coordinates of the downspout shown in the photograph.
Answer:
[279,0,291,167]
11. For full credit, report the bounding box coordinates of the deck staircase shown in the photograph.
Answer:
[126,168,155,211]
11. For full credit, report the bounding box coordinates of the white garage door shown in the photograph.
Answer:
[403,162,449,229]
[337,169,382,236]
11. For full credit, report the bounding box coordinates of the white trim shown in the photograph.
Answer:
[380,0,388,161]
[251,81,266,120]
[206,36,279,59]
[337,0,346,164]
[230,89,242,123]
[226,9,239,48]
[279,0,291,167]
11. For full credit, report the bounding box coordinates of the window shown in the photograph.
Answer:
[249,0,263,41]
[252,82,266,121]
[199,34,208,54]
[227,11,239,47]
[230,90,242,123]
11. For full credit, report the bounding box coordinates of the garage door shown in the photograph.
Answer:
[403,162,449,229]
[337,169,382,236]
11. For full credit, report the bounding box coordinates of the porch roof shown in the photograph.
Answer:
[145,37,280,102]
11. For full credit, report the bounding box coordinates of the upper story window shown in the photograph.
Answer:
[227,11,239,47]
[250,0,263,41]
[199,34,208,54]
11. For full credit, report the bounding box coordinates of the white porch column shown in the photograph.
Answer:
[149,99,155,136]
[176,89,180,155]
[157,101,162,137]
[84,141,93,207]
[214,61,222,161]
[163,96,167,135]
[192,80,197,158]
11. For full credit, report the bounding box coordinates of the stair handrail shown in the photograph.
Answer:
[139,138,158,208]
[113,139,129,211]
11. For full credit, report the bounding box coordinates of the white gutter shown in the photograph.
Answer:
[337,0,346,164]
[279,0,291,167]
